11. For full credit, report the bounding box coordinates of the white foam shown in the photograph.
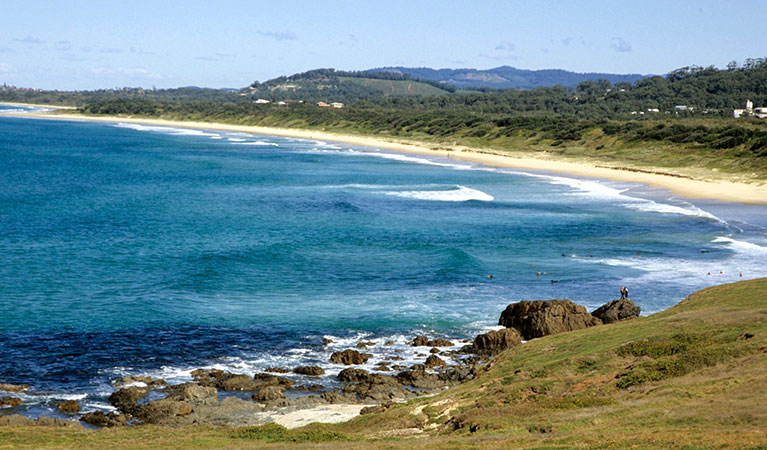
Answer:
[382,185,493,202]
[231,141,279,146]
[227,137,246,142]
[113,123,220,138]
[713,236,767,254]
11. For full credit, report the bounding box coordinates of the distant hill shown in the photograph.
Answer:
[368,65,650,90]
[246,68,454,101]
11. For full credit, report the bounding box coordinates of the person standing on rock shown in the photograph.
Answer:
[620,286,629,299]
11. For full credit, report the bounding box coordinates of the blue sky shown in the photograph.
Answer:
[1,0,765,90]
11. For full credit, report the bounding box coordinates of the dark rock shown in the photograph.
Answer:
[114,375,167,389]
[375,362,391,372]
[0,414,82,428]
[427,339,454,347]
[356,341,375,349]
[292,384,324,392]
[338,368,371,383]
[252,386,286,403]
[396,366,443,390]
[411,336,429,346]
[132,399,192,423]
[252,373,294,388]
[57,400,80,414]
[322,337,334,345]
[499,299,602,340]
[80,411,126,427]
[470,328,523,355]
[384,340,395,345]
[108,386,148,413]
[0,384,29,393]
[293,366,325,376]
[592,298,640,324]
[217,374,263,391]
[192,370,264,391]
[164,383,219,405]
[0,397,22,407]
[330,349,372,365]
[265,367,291,373]
[424,355,447,368]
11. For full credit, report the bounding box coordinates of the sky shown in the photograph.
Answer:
[1,0,766,90]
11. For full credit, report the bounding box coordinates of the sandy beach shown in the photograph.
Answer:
[7,109,767,205]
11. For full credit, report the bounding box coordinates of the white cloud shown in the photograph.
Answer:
[257,30,297,41]
[15,36,45,44]
[90,66,168,80]
[0,63,16,74]
[55,40,72,51]
[495,41,515,51]
[611,37,632,53]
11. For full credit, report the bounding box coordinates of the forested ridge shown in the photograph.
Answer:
[3,59,767,177]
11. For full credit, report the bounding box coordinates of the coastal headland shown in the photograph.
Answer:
[9,108,767,205]
[1,278,766,448]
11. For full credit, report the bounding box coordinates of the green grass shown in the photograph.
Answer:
[338,77,451,96]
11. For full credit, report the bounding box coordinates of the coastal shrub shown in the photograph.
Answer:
[616,344,737,389]
[617,333,706,358]
[232,423,350,443]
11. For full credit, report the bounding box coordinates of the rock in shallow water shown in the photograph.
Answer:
[330,349,372,365]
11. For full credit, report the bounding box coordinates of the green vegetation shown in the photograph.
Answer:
[2,278,767,448]
[5,59,767,180]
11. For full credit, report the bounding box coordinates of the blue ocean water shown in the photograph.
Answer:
[1,109,766,417]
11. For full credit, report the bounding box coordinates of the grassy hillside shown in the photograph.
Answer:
[337,77,451,97]
[2,279,766,448]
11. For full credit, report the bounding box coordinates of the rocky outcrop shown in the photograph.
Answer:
[424,355,447,368]
[0,414,82,428]
[411,336,453,347]
[81,411,127,427]
[592,298,640,324]
[164,383,219,405]
[265,367,291,374]
[252,386,286,403]
[293,366,325,376]
[0,384,29,393]
[469,328,523,355]
[252,373,294,388]
[57,400,80,414]
[330,349,372,365]
[192,370,264,391]
[0,397,22,407]
[338,368,371,383]
[114,375,167,389]
[499,299,602,340]
[108,386,149,413]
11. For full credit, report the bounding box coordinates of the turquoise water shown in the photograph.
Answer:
[1,108,766,416]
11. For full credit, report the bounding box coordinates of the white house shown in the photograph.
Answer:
[734,99,767,118]
[254,99,270,104]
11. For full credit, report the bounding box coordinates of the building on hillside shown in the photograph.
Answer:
[254,99,271,104]
[734,99,767,118]
[331,102,344,108]
[317,102,330,107]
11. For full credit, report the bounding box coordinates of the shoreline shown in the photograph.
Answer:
[5,108,767,205]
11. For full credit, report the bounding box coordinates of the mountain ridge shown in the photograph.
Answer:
[367,65,651,90]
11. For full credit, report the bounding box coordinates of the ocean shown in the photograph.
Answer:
[1,105,766,418]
